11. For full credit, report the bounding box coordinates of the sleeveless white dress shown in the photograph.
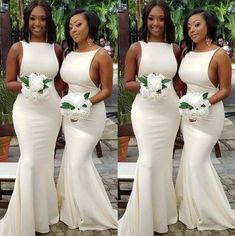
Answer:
[176,48,235,230]
[119,41,180,235]
[57,49,117,230]
[0,41,62,236]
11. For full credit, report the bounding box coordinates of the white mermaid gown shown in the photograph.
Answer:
[57,49,117,230]
[0,41,62,236]
[119,41,180,235]
[176,48,235,230]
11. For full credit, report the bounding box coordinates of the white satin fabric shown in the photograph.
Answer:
[57,49,117,230]
[176,48,235,230]
[0,41,62,236]
[119,41,180,235]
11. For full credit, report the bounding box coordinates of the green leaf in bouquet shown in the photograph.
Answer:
[162,84,167,89]
[138,75,148,86]
[82,104,87,107]
[84,92,90,100]
[179,102,194,110]
[38,90,43,94]
[162,79,171,84]
[60,102,75,110]
[19,76,29,86]
[202,92,208,100]
[43,84,49,89]
[44,79,52,84]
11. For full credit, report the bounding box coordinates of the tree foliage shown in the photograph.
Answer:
[128,0,235,43]
[9,0,118,46]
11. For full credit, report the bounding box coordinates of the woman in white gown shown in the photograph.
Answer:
[0,1,62,235]
[118,0,182,235]
[176,8,234,230]
[57,9,117,230]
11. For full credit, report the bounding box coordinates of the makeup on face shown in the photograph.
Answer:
[147,6,165,42]
[69,14,89,45]
[187,14,207,44]
[29,6,47,40]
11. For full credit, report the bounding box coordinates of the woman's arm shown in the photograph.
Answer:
[54,44,68,97]
[5,42,22,93]
[89,48,113,105]
[124,42,141,93]
[208,48,231,105]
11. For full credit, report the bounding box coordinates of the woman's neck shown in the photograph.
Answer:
[194,41,217,52]
[75,41,96,52]
[29,36,46,43]
[148,35,164,43]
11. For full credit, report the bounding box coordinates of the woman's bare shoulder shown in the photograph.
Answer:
[10,42,22,53]
[213,47,231,66]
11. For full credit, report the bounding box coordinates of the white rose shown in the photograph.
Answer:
[42,88,50,99]
[140,86,150,98]
[187,93,204,108]
[21,86,31,98]
[147,74,162,92]
[78,107,90,120]
[28,74,44,92]
[197,107,209,117]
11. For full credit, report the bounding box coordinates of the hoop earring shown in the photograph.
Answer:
[206,37,212,47]
[87,38,94,46]
[73,42,76,51]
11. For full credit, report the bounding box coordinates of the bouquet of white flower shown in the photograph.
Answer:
[178,92,211,121]
[60,92,92,122]
[19,72,52,102]
[138,72,171,100]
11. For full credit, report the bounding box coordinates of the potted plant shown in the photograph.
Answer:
[0,69,17,161]
[118,75,135,162]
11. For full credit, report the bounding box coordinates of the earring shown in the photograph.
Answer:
[191,41,194,50]
[73,42,76,51]
[164,28,166,42]
[206,37,212,46]
[87,38,94,46]
[45,32,48,43]
[28,32,31,42]
[147,31,149,42]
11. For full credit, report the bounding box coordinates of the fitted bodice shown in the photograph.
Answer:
[138,41,177,80]
[20,41,59,80]
[179,49,219,96]
[60,49,101,96]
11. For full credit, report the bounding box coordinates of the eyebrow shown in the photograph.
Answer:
[30,14,46,17]
[148,14,164,17]
[188,20,201,25]
[69,20,82,26]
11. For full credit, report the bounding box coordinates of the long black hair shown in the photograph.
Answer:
[23,0,56,43]
[141,0,175,43]
[183,8,219,53]
[64,8,100,53]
